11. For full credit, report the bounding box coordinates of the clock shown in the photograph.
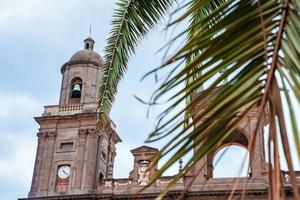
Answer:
[57,165,71,179]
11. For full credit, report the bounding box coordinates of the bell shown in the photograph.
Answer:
[71,84,81,98]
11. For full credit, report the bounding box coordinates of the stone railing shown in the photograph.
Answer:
[42,103,97,116]
[103,179,133,189]
[59,104,83,112]
[102,176,183,190]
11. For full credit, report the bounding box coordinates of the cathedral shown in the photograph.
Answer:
[20,37,299,200]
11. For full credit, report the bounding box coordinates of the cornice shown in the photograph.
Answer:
[61,60,102,74]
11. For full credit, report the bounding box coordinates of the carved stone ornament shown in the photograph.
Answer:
[177,177,184,184]
[156,178,172,186]
[104,180,113,188]
[37,132,46,138]
[78,128,88,137]
[114,180,132,188]
[137,161,150,186]
[46,131,57,138]
[87,128,96,135]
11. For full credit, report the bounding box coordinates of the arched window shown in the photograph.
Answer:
[212,145,250,178]
[205,131,250,179]
[70,77,82,103]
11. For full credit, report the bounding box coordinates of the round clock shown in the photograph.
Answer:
[57,165,71,179]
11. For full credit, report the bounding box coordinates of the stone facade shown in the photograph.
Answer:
[20,38,300,200]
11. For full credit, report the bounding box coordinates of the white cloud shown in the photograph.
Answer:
[0,9,14,23]
[0,94,42,120]
[0,132,36,185]
[0,94,41,199]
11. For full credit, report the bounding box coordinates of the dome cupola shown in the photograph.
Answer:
[83,37,95,50]
[61,37,103,73]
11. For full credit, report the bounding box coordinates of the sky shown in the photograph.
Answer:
[0,1,299,200]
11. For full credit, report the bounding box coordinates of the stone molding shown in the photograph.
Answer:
[47,131,57,138]
[37,131,57,139]
[61,60,102,73]
[37,132,46,138]
[78,128,97,137]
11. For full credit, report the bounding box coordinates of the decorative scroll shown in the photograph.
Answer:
[37,131,56,138]
[78,129,88,137]
[156,178,172,186]
[37,132,46,138]
[104,180,113,188]
[114,180,132,188]
[78,128,97,137]
[87,128,96,135]
[46,131,57,138]
[284,173,291,183]
[177,177,183,184]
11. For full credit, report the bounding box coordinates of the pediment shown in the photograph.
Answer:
[130,145,159,154]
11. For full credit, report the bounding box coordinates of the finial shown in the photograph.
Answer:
[89,24,92,37]
[179,158,183,172]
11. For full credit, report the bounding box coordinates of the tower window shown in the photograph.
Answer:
[60,142,74,151]
[85,43,89,49]
[70,77,82,102]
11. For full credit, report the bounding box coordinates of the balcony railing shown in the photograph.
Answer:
[42,103,97,116]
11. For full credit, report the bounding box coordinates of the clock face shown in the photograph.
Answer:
[57,165,71,179]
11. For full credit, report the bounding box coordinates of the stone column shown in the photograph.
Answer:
[28,132,46,197]
[250,116,264,178]
[193,156,208,183]
[38,131,56,195]
[82,128,98,193]
[192,140,208,184]
[72,129,88,190]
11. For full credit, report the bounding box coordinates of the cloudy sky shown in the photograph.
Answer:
[0,1,299,200]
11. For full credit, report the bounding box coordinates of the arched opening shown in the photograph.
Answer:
[99,172,104,184]
[70,77,82,103]
[212,144,250,178]
[205,131,250,179]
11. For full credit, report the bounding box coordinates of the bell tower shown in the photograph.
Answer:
[28,37,121,198]
[59,37,100,105]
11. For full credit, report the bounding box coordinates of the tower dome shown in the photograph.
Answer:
[61,37,104,73]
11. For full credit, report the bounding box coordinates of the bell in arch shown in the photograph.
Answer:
[71,84,81,98]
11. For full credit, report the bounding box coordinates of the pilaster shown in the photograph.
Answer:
[72,128,88,190]
[82,128,98,193]
[28,132,47,197]
[37,131,57,195]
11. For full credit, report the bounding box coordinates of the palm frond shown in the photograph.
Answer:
[144,0,300,199]
[101,0,300,199]
[98,0,174,118]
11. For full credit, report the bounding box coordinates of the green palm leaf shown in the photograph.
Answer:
[100,0,300,199]
[98,0,174,118]
[146,0,300,199]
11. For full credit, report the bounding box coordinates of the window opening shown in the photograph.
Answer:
[60,142,74,151]
[213,145,249,178]
[70,77,82,102]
